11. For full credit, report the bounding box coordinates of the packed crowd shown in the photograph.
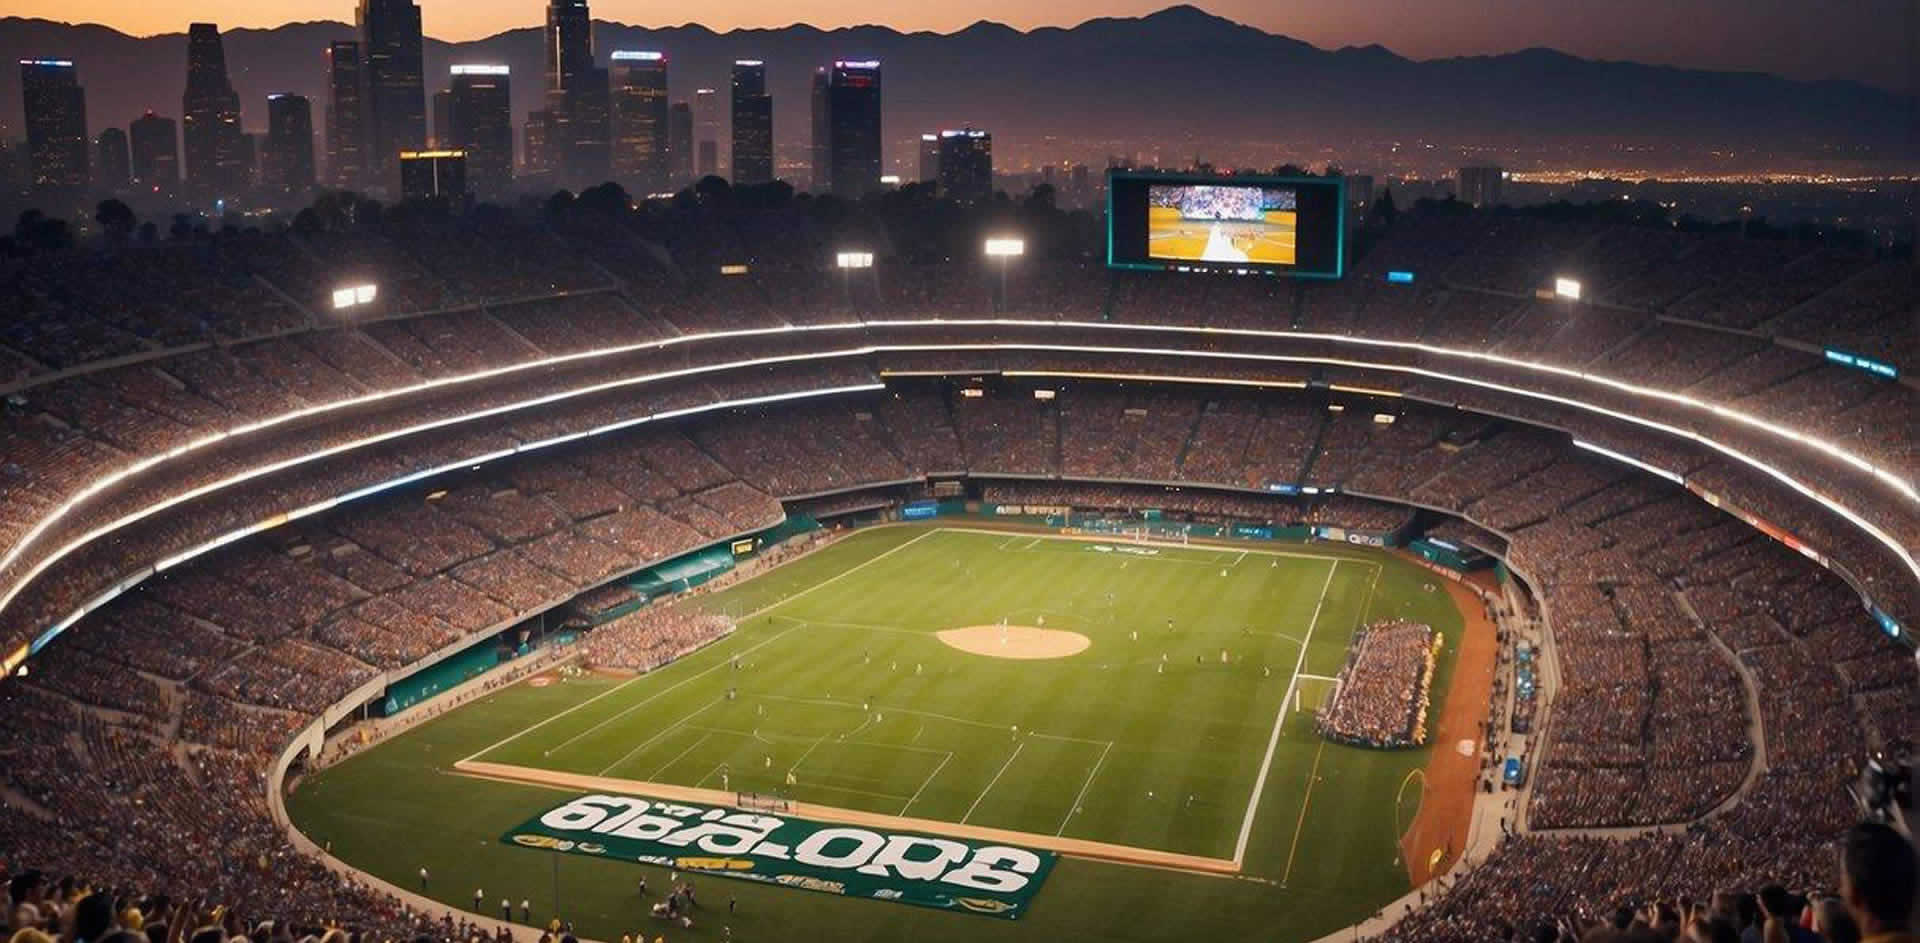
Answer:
[0,235,1912,667]
[579,604,736,672]
[1317,620,1438,748]
[0,257,1909,940]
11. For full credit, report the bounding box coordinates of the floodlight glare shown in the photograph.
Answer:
[332,283,379,310]
[1554,277,1582,301]
[836,251,874,270]
[984,238,1026,257]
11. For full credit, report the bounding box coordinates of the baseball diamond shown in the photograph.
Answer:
[288,524,1492,941]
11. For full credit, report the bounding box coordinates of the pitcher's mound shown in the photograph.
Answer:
[938,625,1091,660]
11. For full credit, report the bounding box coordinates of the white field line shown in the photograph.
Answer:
[470,529,940,765]
[768,614,923,638]
[596,696,723,775]
[799,781,913,802]
[753,692,1106,744]
[1232,558,1342,866]
[461,621,797,764]
[1296,673,1341,682]
[788,735,827,775]
[528,627,802,759]
[938,526,1387,568]
[742,528,944,621]
[1280,739,1328,887]
[645,731,713,781]
[1056,740,1115,836]
[693,761,729,789]
[1358,559,1384,620]
[962,742,1026,824]
[900,751,955,816]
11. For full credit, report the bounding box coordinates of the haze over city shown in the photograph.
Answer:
[6,0,1912,90]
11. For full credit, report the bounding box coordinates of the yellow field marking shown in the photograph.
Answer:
[1280,739,1327,887]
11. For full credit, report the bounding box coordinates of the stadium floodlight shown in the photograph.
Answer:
[332,283,378,310]
[1554,277,1582,301]
[835,251,874,270]
[451,64,510,75]
[984,238,1026,257]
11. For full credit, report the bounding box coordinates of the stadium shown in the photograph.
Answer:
[0,199,1915,943]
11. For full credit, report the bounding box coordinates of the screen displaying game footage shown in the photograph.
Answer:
[1147,183,1297,264]
[1108,172,1345,278]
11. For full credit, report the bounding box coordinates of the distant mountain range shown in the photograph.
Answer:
[0,5,1905,167]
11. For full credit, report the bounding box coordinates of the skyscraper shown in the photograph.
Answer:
[358,0,426,187]
[95,127,130,190]
[431,89,452,148]
[264,93,316,191]
[917,132,938,186]
[825,60,881,198]
[325,41,367,189]
[545,0,608,186]
[937,127,991,203]
[1457,165,1504,208]
[523,109,558,181]
[130,111,179,187]
[610,52,669,193]
[809,67,828,192]
[667,101,693,186]
[729,60,772,185]
[569,68,612,185]
[181,24,245,192]
[18,59,88,188]
[693,88,719,178]
[448,65,513,197]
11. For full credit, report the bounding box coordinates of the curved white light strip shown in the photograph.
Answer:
[0,325,1913,636]
[23,382,885,655]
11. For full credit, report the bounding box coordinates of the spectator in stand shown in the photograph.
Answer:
[1839,824,1916,943]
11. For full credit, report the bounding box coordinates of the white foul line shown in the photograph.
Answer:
[1057,740,1115,836]
[645,731,713,781]
[597,696,722,775]
[476,528,940,765]
[1233,558,1341,866]
[899,751,954,816]
[962,742,1026,824]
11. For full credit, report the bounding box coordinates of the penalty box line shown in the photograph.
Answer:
[464,529,943,765]
[1233,557,1343,867]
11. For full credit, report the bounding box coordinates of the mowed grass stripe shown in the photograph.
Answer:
[471,527,1420,860]
[291,524,1473,943]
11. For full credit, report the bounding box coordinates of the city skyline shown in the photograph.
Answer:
[2,0,1908,91]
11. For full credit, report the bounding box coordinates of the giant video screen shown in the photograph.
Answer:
[1108,172,1345,278]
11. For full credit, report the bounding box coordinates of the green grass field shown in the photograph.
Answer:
[289,524,1468,942]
